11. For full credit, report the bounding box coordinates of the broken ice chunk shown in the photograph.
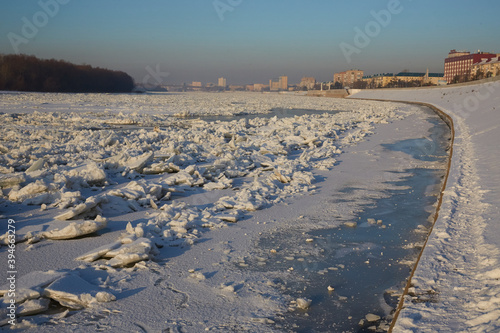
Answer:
[43,274,115,310]
[203,175,233,190]
[126,152,153,171]
[296,298,312,309]
[0,288,40,304]
[65,161,106,186]
[76,241,122,262]
[8,180,48,202]
[0,271,67,297]
[105,238,152,257]
[215,215,238,223]
[95,291,116,302]
[25,158,45,174]
[0,173,25,189]
[143,162,180,175]
[189,272,206,281]
[108,253,151,268]
[17,298,50,316]
[99,238,154,267]
[43,216,108,240]
[365,313,381,322]
[55,195,107,220]
[220,283,235,293]
[271,170,291,183]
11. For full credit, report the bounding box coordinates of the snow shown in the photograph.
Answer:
[350,77,500,332]
[0,86,494,331]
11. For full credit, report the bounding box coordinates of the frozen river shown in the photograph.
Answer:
[241,106,450,332]
[0,92,449,332]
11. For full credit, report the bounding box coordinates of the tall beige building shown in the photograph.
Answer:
[218,77,227,87]
[269,76,288,91]
[279,76,288,90]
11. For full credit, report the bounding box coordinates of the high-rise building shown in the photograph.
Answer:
[279,76,288,90]
[444,50,496,83]
[218,77,227,87]
[269,76,288,91]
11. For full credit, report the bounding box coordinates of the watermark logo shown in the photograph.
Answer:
[7,0,71,54]
[213,0,243,22]
[452,81,500,119]
[340,0,407,64]
[414,136,437,159]
[142,64,170,86]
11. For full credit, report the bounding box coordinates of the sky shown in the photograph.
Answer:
[1,0,499,85]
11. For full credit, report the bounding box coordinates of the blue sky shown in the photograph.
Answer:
[1,0,499,85]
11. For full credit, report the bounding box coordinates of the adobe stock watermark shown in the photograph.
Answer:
[340,0,410,64]
[213,0,243,22]
[5,219,17,326]
[7,0,71,54]
[142,64,170,86]
[452,80,500,119]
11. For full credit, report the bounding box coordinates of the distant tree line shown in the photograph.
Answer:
[0,54,134,93]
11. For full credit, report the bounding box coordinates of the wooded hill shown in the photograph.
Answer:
[0,54,134,93]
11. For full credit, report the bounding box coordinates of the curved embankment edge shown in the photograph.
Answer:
[351,98,455,332]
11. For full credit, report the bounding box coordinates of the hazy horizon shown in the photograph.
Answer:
[1,0,499,85]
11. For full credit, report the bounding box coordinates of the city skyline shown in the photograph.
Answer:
[1,0,499,85]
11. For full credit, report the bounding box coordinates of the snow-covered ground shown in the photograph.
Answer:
[350,78,500,332]
[0,90,462,332]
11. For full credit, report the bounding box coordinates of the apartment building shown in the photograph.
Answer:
[334,69,364,87]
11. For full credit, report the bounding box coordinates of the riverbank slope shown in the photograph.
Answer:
[349,79,500,332]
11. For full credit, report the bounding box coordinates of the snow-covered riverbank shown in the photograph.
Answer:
[350,79,500,332]
[0,91,451,332]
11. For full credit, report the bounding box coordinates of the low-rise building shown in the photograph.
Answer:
[228,85,244,91]
[362,73,394,88]
[362,71,444,88]
[471,56,500,79]
[334,69,364,87]
[253,83,267,92]
[393,71,444,87]
[299,77,316,90]
[423,72,446,85]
